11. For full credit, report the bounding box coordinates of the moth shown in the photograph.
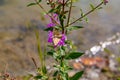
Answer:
[52,30,62,46]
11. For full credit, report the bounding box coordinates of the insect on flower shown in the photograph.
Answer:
[53,30,62,46]
[48,30,66,47]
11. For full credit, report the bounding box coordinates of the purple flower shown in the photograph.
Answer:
[58,0,67,4]
[103,0,108,5]
[47,23,56,28]
[47,31,67,47]
[57,34,66,46]
[47,13,60,27]
[48,31,53,43]
[58,0,63,4]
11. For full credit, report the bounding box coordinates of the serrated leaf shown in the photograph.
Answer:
[70,71,84,80]
[65,52,84,60]
[27,3,37,7]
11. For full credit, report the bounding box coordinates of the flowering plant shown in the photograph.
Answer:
[27,0,108,80]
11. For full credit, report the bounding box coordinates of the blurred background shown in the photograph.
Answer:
[0,0,120,80]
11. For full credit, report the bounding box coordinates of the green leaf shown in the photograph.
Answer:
[116,57,120,63]
[23,74,33,80]
[44,27,53,31]
[90,4,95,10]
[98,7,103,10]
[38,0,42,2]
[70,71,84,80]
[48,9,56,13]
[34,75,42,79]
[42,66,47,74]
[63,11,69,14]
[47,45,54,49]
[72,0,79,2]
[65,52,84,60]
[27,3,37,7]
[47,50,55,56]
[67,26,83,31]
[85,17,89,23]
[104,48,112,55]
[80,9,84,17]
[53,71,59,76]
[65,40,71,44]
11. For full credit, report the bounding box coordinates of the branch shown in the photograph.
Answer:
[67,0,73,26]
[34,0,60,26]
[65,2,103,27]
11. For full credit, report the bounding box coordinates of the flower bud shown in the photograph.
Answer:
[103,0,108,5]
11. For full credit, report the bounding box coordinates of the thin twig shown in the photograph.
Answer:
[65,2,103,27]
[31,57,38,69]
[34,0,47,13]
[66,0,73,27]
[34,0,60,26]
[62,0,65,33]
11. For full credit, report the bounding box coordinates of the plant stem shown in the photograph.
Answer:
[34,0,60,26]
[31,57,38,69]
[67,0,72,27]
[34,0,47,14]
[65,2,103,27]
[35,30,44,68]
[62,0,65,34]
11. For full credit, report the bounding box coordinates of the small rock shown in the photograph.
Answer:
[87,69,100,80]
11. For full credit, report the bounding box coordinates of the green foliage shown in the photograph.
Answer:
[104,48,112,55]
[27,3,37,7]
[27,0,42,7]
[34,75,42,79]
[44,27,53,31]
[116,57,120,63]
[70,71,84,80]
[65,52,84,60]
[117,76,120,80]
[38,0,42,2]
[90,3,95,10]
[66,26,83,32]
[44,26,60,32]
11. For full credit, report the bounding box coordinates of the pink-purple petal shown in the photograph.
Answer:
[48,31,53,43]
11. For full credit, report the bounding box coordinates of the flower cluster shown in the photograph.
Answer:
[48,31,66,47]
[47,13,66,47]
[47,13,60,27]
